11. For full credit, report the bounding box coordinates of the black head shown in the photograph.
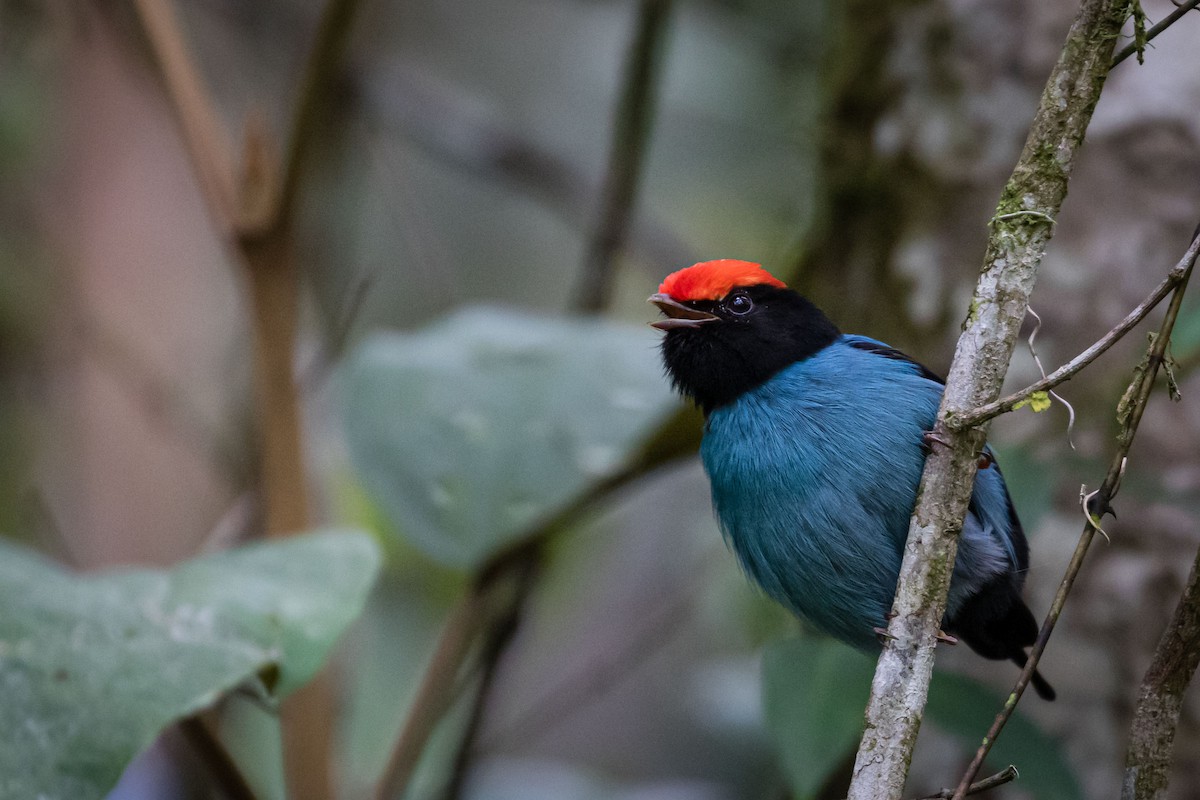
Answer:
[650,262,839,414]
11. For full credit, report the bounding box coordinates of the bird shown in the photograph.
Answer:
[649,258,1054,700]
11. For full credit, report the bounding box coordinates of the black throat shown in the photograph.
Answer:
[658,285,840,414]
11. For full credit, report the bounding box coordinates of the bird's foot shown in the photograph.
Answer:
[922,430,952,453]
[936,630,959,646]
[873,626,896,643]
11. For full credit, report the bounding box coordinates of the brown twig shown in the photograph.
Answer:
[130,0,239,229]
[950,239,1198,430]
[372,405,703,799]
[1122,537,1200,798]
[238,123,309,538]
[269,0,362,234]
[917,765,1018,800]
[1111,0,1200,67]
[239,3,364,794]
[354,74,694,271]
[438,552,541,800]
[373,585,496,800]
[415,13,680,783]
[179,716,258,800]
[479,549,715,749]
[950,226,1200,800]
[575,0,674,312]
[129,0,365,797]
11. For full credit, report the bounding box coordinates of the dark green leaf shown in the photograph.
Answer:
[991,443,1055,532]
[1166,299,1200,359]
[925,671,1082,800]
[761,636,874,800]
[342,307,679,567]
[761,637,1081,800]
[0,530,381,800]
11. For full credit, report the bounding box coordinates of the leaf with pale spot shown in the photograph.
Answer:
[0,530,380,800]
[342,307,680,567]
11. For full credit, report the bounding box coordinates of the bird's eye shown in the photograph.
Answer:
[727,292,754,316]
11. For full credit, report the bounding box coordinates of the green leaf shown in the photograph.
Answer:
[925,672,1082,800]
[0,529,381,800]
[1013,390,1051,413]
[989,444,1054,531]
[342,307,680,567]
[1166,299,1200,359]
[760,637,1081,800]
[761,637,875,799]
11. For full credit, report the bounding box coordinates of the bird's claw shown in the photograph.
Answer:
[922,430,952,454]
[936,630,958,645]
[873,626,896,643]
[922,431,994,472]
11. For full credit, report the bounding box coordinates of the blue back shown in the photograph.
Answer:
[700,335,1017,649]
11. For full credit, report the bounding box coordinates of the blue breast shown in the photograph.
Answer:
[700,335,1014,649]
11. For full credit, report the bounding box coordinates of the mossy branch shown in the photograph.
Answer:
[845,1,1131,798]
[1122,535,1200,798]
[1111,0,1200,68]
[952,227,1198,799]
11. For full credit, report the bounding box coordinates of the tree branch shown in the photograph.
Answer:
[574,0,673,312]
[438,553,541,800]
[372,576,502,800]
[371,406,703,799]
[916,765,1018,800]
[478,550,711,749]
[949,240,1197,430]
[951,227,1199,800]
[845,2,1130,798]
[1111,0,1200,68]
[128,1,365,797]
[130,0,239,229]
[179,716,259,800]
[264,0,361,234]
[353,71,694,271]
[381,10,680,782]
[1122,534,1200,798]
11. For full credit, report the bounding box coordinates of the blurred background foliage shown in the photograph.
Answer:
[3,0,1200,798]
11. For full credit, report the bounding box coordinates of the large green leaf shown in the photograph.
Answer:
[990,444,1055,533]
[761,636,875,799]
[0,529,381,800]
[341,307,680,567]
[924,671,1083,800]
[761,636,1080,800]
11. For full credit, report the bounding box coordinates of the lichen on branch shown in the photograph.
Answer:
[845,1,1134,798]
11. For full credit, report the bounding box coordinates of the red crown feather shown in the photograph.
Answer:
[658,260,786,301]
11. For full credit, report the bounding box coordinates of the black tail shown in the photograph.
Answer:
[1010,653,1056,701]
[947,577,1056,701]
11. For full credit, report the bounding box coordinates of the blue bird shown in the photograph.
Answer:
[650,259,1054,700]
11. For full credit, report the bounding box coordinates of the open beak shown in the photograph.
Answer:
[648,293,720,331]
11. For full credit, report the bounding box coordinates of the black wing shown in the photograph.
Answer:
[843,335,945,384]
